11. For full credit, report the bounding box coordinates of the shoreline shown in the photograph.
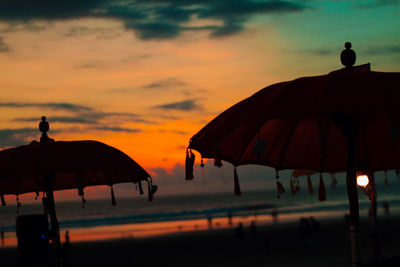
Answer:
[1,215,399,266]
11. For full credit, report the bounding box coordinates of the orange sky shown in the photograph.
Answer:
[0,1,399,199]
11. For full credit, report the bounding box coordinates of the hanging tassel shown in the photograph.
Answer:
[318,174,326,201]
[138,181,144,195]
[234,167,241,196]
[213,139,223,168]
[185,149,195,180]
[384,170,388,186]
[330,174,337,190]
[35,184,40,200]
[111,186,116,206]
[16,194,21,214]
[275,171,285,199]
[294,177,300,194]
[0,193,5,206]
[78,187,86,208]
[307,175,314,194]
[290,178,295,195]
[201,159,206,186]
[148,181,153,202]
[396,169,400,180]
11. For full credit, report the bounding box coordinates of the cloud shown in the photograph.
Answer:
[0,36,10,52]
[0,102,92,112]
[356,0,400,8]
[0,0,307,39]
[143,78,186,90]
[0,128,43,147]
[363,44,400,55]
[14,116,97,124]
[93,126,142,133]
[154,99,202,111]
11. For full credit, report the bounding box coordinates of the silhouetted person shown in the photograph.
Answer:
[1,230,4,247]
[64,230,71,252]
[271,208,278,223]
[235,222,244,242]
[207,215,213,229]
[227,212,233,226]
[250,220,257,236]
[383,201,390,216]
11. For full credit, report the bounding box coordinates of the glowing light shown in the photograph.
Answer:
[357,175,369,187]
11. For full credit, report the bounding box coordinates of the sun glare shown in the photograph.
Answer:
[356,174,369,187]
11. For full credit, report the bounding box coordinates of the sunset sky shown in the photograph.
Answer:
[0,0,399,200]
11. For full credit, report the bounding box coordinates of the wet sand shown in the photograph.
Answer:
[1,216,400,266]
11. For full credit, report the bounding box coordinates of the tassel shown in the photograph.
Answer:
[148,181,153,202]
[111,186,116,206]
[307,175,314,194]
[138,181,144,195]
[330,174,337,190]
[290,178,295,195]
[396,169,400,180]
[78,186,86,208]
[1,193,5,206]
[213,139,223,168]
[81,195,86,208]
[185,149,195,180]
[276,181,285,198]
[16,194,21,214]
[35,185,40,200]
[201,159,206,186]
[384,170,388,186]
[275,171,285,198]
[294,177,300,194]
[234,167,241,196]
[318,174,326,201]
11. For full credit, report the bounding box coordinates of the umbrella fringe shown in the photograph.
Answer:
[111,186,116,206]
[307,175,314,194]
[330,174,337,190]
[275,171,285,198]
[185,148,195,180]
[234,167,241,196]
[290,178,295,195]
[0,193,5,206]
[318,174,326,201]
[138,181,144,195]
[16,194,21,214]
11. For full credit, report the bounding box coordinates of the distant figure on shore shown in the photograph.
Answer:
[64,230,71,252]
[1,230,4,247]
[271,208,279,223]
[383,201,390,216]
[207,215,213,229]
[227,212,233,226]
[235,222,244,242]
[250,220,257,236]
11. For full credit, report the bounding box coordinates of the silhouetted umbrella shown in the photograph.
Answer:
[186,43,400,266]
[0,117,155,266]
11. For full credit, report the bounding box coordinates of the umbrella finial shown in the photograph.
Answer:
[340,42,356,67]
[39,116,54,143]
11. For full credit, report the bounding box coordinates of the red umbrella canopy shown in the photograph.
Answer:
[188,64,400,173]
[0,140,150,195]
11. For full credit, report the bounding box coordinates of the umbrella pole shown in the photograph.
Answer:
[44,174,62,267]
[346,136,361,267]
[369,173,379,263]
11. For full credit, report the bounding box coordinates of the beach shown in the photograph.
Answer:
[1,215,400,267]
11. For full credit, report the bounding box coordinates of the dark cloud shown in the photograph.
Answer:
[363,45,400,55]
[93,126,142,133]
[0,0,307,39]
[356,0,400,8]
[14,116,97,124]
[0,101,92,112]
[143,78,186,90]
[0,36,10,52]
[0,128,43,147]
[154,99,201,111]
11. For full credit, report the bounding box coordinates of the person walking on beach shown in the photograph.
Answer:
[1,230,4,247]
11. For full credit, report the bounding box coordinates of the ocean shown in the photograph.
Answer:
[1,176,400,246]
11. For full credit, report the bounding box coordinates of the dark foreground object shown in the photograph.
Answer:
[1,217,400,267]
